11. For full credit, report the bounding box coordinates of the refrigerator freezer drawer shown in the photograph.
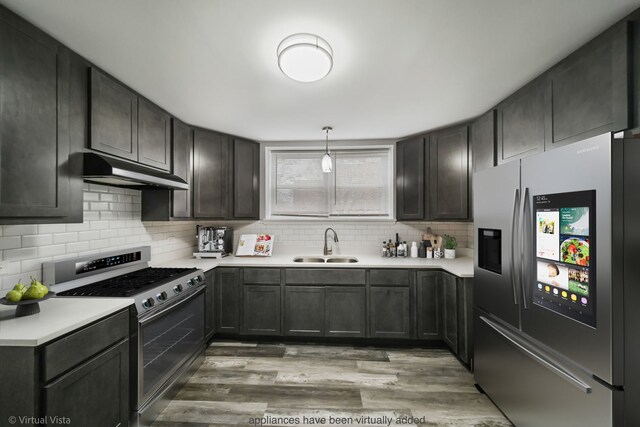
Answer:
[475,313,615,427]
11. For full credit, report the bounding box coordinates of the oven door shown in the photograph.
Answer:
[137,286,205,408]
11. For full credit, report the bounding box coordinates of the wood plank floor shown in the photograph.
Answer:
[152,342,511,427]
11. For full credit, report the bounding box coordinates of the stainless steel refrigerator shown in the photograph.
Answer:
[473,132,640,426]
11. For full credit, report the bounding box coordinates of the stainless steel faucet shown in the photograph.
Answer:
[323,227,339,255]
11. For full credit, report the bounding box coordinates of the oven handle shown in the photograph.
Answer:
[139,286,205,326]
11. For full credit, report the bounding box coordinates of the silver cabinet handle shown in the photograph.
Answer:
[479,315,591,393]
[521,187,530,309]
[510,188,520,305]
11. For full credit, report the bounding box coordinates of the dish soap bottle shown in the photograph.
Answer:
[410,242,418,258]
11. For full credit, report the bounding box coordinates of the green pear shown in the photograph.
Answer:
[30,276,48,296]
[5,289,22,302]
[22,285,44,300]
[13,282,27,295]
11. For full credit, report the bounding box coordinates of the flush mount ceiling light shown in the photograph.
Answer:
[322,126,333,173]
[277,33,333,83]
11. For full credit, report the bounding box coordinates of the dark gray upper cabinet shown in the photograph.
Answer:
[215,268,242,334]
[90,68,138,161]
[471,110,496,173]
[547,22,629,149]
[429,125,469,220]
[243,285,281,336]
[497,77,548,164]
[416,271,441,340]
[0,8,75,220]
[232,138,260,219]
[325,286,366,337]
[369,286,411,339]
[395,136,425,220]
[171,118,193,218]
[284,286,325,336]
[137,97,171,171]
[193,128,229,218]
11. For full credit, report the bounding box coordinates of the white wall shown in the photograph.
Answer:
[0,183,473,290]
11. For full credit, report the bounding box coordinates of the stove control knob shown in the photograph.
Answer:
[156,291,168,302]
[173,284,183,294]
[187,279,194,287]
[142,298,155,309]
[194,275,201,283]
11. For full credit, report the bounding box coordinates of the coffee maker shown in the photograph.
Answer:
[194,226,234,258]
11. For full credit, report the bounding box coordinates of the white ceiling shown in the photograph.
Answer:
[2,0,640,141]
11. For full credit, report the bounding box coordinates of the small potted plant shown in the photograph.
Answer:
[443,235,457,259]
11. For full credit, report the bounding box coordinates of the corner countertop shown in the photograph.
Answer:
[152,250,474,278]
[0,297,133,347]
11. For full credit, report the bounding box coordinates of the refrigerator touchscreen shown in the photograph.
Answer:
[533,190,596,327]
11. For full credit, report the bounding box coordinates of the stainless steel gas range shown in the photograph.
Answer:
[43,247,206,427]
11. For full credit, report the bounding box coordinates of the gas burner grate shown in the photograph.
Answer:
[58,267,197,297]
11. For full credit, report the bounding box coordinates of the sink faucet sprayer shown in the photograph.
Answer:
[323,228,339,256]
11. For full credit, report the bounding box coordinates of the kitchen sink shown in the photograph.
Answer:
[293,256,326,263]
[292,256,359,263]
[326,257,359,263]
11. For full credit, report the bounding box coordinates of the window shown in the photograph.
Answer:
[266,147,393,219]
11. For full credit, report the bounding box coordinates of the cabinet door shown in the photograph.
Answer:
[416,271,441,340]
[171,118,193,218]
[548,23,628,149]
[457,278,474,365]
[0,9,71,218]
[215,268,241,333]
[325,286,366,337]
[244,285,281,335]
[90,68,138,161]
[442,273,458,352]
[471,110,496,173]
[232,138,260,219]
[137,97,171,171]
[395,136,425,220]
[193,129,228,218]
[369,286,411,339]
[204,270,215,340]
[497,77,547,164]
[44,339,129,427]
[284,286,324,336]
[429,125,469,220]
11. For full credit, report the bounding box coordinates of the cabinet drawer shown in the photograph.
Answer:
[43,309,129,382]
[369,269,410,286]
[285,269,365,285]
[244,268,281,285]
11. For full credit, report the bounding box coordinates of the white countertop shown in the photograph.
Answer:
[152,250,474,278]
[0,297,133,347]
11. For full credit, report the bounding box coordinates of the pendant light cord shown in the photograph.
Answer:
[323,126,332,154]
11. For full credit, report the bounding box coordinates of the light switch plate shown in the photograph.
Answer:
[0,261,9,276]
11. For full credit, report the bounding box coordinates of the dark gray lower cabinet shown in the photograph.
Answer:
[0,309,129,427]
[244,285,281,336]
[457,278,474,365]
[44,339,129,427]
[205,269,215,340]
[442,272,458,352]
[325,286,366,337]
[369,286,411,339]
[215,268,242,334]
[284,286,325,336]
[416,271,441,340]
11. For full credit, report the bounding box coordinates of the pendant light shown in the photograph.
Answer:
[322,126,333,173]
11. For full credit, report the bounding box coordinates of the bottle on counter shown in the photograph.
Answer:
[390,240,396,257]
[418,242,426,258]
[410,242,418,258]
[427,247,433,258]
[381,241,388,257]
[403,241,409,258]
[397,240,404,257]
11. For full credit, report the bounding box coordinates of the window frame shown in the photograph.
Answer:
[264,145,395,221]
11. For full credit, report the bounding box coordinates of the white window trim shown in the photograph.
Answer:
[264,145,395,221]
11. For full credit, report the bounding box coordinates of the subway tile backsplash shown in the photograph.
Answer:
[0,183,474,290]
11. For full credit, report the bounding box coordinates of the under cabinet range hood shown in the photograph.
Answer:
[83,152,188,190]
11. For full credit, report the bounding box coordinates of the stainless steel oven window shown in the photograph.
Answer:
[138,289,205,403]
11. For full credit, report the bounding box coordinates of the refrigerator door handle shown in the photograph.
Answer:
[479,315,592,394]
[521,187,530,309]
[510,188,521,305]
